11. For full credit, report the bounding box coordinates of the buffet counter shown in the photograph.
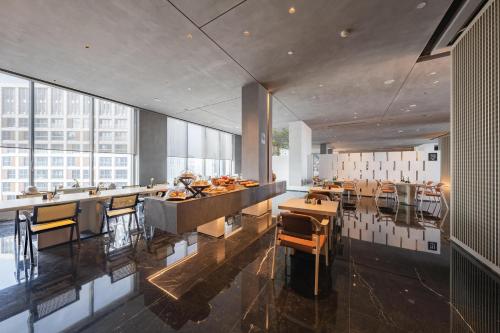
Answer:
[144,181,286,235]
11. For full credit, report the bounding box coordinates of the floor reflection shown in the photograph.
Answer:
[0,194,498,332]
[342,197,448,254]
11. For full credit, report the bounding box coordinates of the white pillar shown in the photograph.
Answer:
[288,121,312,186]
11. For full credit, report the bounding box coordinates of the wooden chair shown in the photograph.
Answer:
[15,193,43,245]
[271,212,328,295]
[23,201,81,265]
[343,180,359,202]
[424,182,448,211]
[377,182,399,205]
[103,194,140,234]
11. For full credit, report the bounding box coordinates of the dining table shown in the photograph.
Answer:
[278,198,340,247]
[0,185,168,249]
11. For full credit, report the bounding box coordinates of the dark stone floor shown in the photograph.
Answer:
[0,193,498,332]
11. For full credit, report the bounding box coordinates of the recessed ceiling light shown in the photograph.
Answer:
[186,33,193,39]
[409,104,416,108]
[404,109,411,113]
[398,129,404,133]
[318,84,324,88]
[340,29,351,38]
[353,116,358,119]
[154,98,161,102]
[187,87,192,91]
[384,79,395,85]
[287,50,294,55]
[433,80,439,84]
[84,45,90,49]
[428,71,437,76]
[243,30,250,37]
[416,2,427,9]
[288,6,296,14]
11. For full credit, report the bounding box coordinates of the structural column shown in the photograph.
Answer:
[241,82,272,184]
[241,82,272,216]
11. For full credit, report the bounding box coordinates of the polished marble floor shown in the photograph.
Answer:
[0,193,498,332]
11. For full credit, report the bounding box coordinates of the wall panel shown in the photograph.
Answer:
[451,0,499,273]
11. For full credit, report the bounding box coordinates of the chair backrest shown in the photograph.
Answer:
[426,181,434,186]
[435,182,445,192]
[343,181,356,190]
[110,194,138,210]
[381,182,396,191]
[327,184,341,189]
[280,212,317,240]
[307,193,330,201]
[33,201,79,224]
[122,185,142,189]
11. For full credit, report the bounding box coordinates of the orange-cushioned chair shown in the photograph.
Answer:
[271,212,328,295]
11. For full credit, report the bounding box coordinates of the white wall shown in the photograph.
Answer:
[318,154,333,180]
[288,121,312,186]
[272,154,289,183]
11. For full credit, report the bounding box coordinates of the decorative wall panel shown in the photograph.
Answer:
[332,145,440,196]
[451,0,499,273]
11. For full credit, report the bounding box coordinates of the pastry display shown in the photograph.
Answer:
[179,170,195,179]
[240,180,259,187]
[191,179,210,187]
[167,189,187,201]
[211,175,236,186]
[203,186,228,195]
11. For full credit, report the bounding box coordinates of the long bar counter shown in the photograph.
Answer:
[144,181,286,234]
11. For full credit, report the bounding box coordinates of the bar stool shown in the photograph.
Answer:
[271,212,328,295]
[22,201,81,265]
[102,194,140,235]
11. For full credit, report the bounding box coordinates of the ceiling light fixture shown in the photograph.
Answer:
[433,80,439,84]
[84,45,90,49]
[404,109,411,113]
[288,6,296,14]
[154,98,161,102]
[187,87,192,91]
[409,104,416,108]
[318,84,324,88]
[416,2,427,9]
[428,71,437,76]
[243,30,250,37]
[398,129,404,133]
[186,33,193,39]
[287,50,294,55]
[384,79,395,85]
[340,29,351,38]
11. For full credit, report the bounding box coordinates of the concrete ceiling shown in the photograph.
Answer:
[0,0,452,150]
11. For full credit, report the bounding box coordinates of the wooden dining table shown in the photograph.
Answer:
[278,198,339,219]
[0,185,168,248]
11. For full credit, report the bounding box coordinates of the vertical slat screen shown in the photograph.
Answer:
[439,135,451,184]
[451,246,500,332]
[451,0,499,272]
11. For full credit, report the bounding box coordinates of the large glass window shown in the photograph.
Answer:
[94,99,135,187]
[166,117,235,182]
[0,73,30,199]
[0,71,137,197]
